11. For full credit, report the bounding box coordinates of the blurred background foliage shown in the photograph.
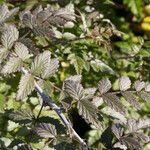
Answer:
[0,0,149,149]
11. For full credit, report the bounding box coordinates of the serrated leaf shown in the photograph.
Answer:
[134,132,150,143]
[139,91,150,103]
[31,51,51,76]
[42,58,59,79]
[1,25,19,49]
[34,123,57,138]
[77,99,102,129]
[65,75,82,83]
[134,80,145,92]
[9,109,34,124]
[120,137,142,150]
[0,4,19,24]
[102,93,126,115]
[73,56,85,74]
[127,119,150,132]
[64,80,84,100]
[17,74,35,100]
[98,78,111,95]
[119,76,131,91]
[14,42,31,61]
[136,119,150,130]
[0,46,9,63]
[111,124,123,139]
[1,57,23,74]
[84,88,97,100]
[127,119,137,133]
[55,141,75,150]
[122,91,141,110]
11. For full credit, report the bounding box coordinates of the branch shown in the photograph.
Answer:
[21,67,88,150]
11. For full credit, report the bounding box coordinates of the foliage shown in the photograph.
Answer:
[0,0,150,150]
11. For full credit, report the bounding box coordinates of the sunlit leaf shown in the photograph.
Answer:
[17,74,35,100]
[119,76,131,91]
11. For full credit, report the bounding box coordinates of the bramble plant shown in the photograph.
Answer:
[0,1,150,150]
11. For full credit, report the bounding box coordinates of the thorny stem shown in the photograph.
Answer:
[21,67,88,150]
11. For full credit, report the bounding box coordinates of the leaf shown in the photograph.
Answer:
[0,4,19,24]
[18,144,33,150]
[102,93,126,115]
[134,132,150,143]
[1,57,23,74]
[65,75,82,83]
[113,142,127,150]
[84,88,97,100]
[119,76,131,91]
[0,46,9,63]
[139,91,150,103]
[14,42,31,61]
[120,137,142,150]
[34,123,57,138]
[55,141,75,150]
[136,119,150,130]
[111,124,123,139]
[145,82,150,92]
[127,119,137,133]
[9,109,34,124]
[42,58,59,79]
[17,74,35,100]
[98,78,111,95]
[123,0,142,16]
[77,99,102,129]
[64,80,84,100]
[127,119,150,132]
[1,25,19,49]
[31,51,51,76]
[73,56,85,74]
[121,91,141,110]
[134,80,145,92]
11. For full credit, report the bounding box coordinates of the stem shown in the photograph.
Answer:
[36,102,44,119]
[21,67,88,150]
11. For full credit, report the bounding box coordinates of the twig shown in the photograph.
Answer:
[36,102,44,119]
[21,67,88,150]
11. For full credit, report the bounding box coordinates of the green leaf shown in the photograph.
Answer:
[1,25,19,49]
[73,56,85,74]
[9,109,34,124]
[123,0,142,16]
[17,74,35,100]
[14,42,31,61]
[102,93,126,115]
[1,57,23,74]
[31,51,51,76]
[122,91,141,110]
[64,80,84,100]
[34,123,57,138]
[77,99,102,129]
